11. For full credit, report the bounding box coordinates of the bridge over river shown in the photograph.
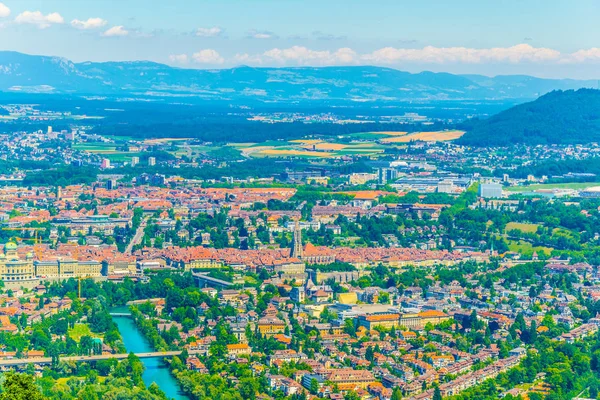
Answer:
[0,350,201,367]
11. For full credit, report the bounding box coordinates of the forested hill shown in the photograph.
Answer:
[458,89,600,146]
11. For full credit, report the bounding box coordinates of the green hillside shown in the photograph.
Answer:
[458,89,600,146]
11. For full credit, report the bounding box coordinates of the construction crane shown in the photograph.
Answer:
[2,227,45,233]
[2,227,47,259]
[3,229,88,299]
[2,227,45,242]
[70,246,86,300]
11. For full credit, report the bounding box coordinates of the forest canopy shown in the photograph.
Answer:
[459,89,600,146]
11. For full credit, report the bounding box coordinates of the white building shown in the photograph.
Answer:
[437,180,454,193]
[478,183,502,199]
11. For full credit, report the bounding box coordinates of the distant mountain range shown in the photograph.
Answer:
[0,51,597,102]
[458,89,600,146]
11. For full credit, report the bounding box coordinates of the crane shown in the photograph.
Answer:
[3,229,88,299]
[2,227,47,259]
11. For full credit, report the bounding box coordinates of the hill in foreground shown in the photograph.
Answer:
[458,89,600,146]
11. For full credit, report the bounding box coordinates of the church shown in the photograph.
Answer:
[289,222,335,265]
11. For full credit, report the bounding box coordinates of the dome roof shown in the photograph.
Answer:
[4,242,17,251]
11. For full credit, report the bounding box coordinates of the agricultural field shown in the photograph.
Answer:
[143,138,191,145]
[92,128,464,161]
[72,143,144,162]
[346,132,402,140]
[380,130,465,143]
[72,143,119,153]
[230,138,387,158]
[259,149,334,158]
[376,131,409,136]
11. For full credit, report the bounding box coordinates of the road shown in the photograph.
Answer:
[125,216,148,254]
[0,350,201,367]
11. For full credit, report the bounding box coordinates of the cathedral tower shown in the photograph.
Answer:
[290,220,303,259]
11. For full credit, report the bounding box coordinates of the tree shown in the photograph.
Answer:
[432,386,442,400]
[378,292,390,304]
[391,387,403,400]
[148,382,168,399]
[209,343,227,359]
[343,318,356,337]
[344,392,360,400]
[238,377,259,400]
[309,378,319,395]
[0,372,44,400]
[528,393,543,400]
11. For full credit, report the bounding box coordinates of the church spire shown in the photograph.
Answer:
[290,219,303,259]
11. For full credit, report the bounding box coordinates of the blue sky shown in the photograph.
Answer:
[0,0,599,78]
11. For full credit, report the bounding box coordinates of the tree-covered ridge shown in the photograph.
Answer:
[459,89,600,146]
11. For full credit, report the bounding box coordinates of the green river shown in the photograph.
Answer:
[110,307,188,400]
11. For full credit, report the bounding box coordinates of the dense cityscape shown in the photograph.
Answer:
[0,1,600,400]
[0,101,599,400]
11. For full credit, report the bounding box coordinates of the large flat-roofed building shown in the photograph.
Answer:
[348,173,377,185]
[378,168,397,185]
[580,186,600,198]
[399,310,450,329]
[478,183,503,199]
[0,242,133,288]
[34,260,60,278]
[34,259,103,279]
[257,317,286,336]
[330,303,399,321]
[281,169,326,182]
[358,313,401,330]
[327,368,376,390]
[437,179,455,193]
[52,215,129,235]
[77,260,103,277]
[103,259,137,275]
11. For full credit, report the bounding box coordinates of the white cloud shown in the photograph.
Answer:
[234,44,561,67]
[171,44,600,68]
[0,2,10,18]
[335,48,357,64]
[169,54,189,64]
[102,25,129,37]
[192,49,224,64]
[565,48,600,63]
[71,17,107,30]
[247,29,277,39]
[362,44,561,64]
[262,46,357,66]
[15,11,64,29]
[196,26,223,37]
[234,53,264,65]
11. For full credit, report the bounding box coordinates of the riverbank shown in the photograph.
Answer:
[110,307,188,400]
